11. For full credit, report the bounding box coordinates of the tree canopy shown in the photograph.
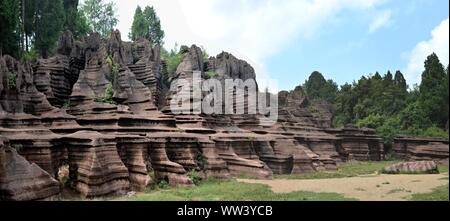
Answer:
[81,0,118,38]
[130,5,165,45]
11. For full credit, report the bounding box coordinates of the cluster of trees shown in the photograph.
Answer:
[0,0,118,59]
[129,5,164,45]
[304,53,449,145]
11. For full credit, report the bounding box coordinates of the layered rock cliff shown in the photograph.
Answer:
[0,30,415,201]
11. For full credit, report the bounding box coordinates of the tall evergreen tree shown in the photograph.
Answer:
[419,53,448,127]
[63,0,78,32]
[304,71,338,102]
[129,6,145,40]
[130,5,165,45]
[0,0,20,57]
[143,6,164,45]
[34,0,65,58]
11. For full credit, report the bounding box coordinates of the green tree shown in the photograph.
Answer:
[82,0,118,38]
[0,0,20,57]
[419,53,448,127]
[22,0,36,52]
[129,6,146,40]
[34,0,65,58]
[304,71,338,102]
[63,0,78,32]
[130,5,165,45]
[161,43,183,78]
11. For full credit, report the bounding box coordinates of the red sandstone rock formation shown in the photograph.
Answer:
[393,136,449,162]
[0,30,392,200]
[0,136,61,201]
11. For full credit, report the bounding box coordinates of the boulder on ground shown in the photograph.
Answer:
[382,161,439,174]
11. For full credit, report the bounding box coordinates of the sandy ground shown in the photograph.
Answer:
[238,173,449,201]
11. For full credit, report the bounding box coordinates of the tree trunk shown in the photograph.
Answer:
[21,0,25,52]
[41,48,48,59]
[25,35,28,52]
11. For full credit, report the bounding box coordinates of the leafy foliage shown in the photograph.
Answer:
[129,5,164,45]
[34,0,66,58]
[161,44,184,78]
[205,71,218,79]
[95,83,116,105]
[189,169,201,186]
[81,0,118,38]
[303,71,338,102]
[0,0,20,57]
[302,54,449,146]
[7,72,17,89]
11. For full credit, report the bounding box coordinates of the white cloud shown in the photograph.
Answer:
[92,0,386,91]
[369,9,392,33]
[405,18,449,86]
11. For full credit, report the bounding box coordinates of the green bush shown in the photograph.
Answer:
[105,55,119,85]
[401,126,449,139]
[204,71,218,79]
[196,153,206,170]
[95,83,117,105]
[356,114,386,129]
[7,72,17,89]
[63,99,71,109]
[161,45,184,79]
[22,49,39,62]
[157,180,169,189]
[189,169,201,186]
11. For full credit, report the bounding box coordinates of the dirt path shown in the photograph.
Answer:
[238,173,449,201]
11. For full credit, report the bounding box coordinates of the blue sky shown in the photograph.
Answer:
[102,0,449,91]
[266,0,449,90]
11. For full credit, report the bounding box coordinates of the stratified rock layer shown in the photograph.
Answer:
[0,136,61,201]
[1,30,395,201]
[393,136,449,162]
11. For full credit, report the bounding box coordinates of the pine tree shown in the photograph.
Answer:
[143,6,164,45]
[129,6,146,40]
[419,53,448,127]
[0,0,20,57]
[34,0,65,58]
[130,5,165,45]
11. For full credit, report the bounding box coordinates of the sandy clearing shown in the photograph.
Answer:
[238,173,449,201]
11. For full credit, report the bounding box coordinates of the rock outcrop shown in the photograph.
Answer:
[1,30,392,200]
[382,161,439,174]
[393,136,449,162]
[0,136,61,201]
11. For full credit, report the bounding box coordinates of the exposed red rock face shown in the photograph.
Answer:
[333,125,385,161]
[393,136,449,162]
[0,136,61,201]
[1,30,392,200]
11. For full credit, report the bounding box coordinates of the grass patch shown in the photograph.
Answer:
[126,179,356,201]
[275,161,401,180]
[410,184,449,201]
[438,164,449,173]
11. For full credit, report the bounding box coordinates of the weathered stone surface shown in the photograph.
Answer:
[0,30,398,201]
[334,125,385,161]
[116,134,153,191]
[393,136,449,161]
[383,161,439,174]
[0,136,60,201]
[408,142,449,162]
[58,131,130,198]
